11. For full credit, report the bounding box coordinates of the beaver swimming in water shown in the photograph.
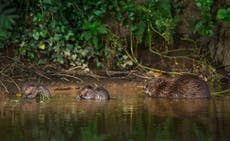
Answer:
[78,85,110,100]
[144,75,211,99]
[22,82,51,99]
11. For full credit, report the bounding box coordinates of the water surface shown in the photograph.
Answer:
[0,82,229,141]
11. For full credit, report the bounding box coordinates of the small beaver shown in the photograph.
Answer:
[21,82,51,99]
[144,75,211,99]
[78,85,110,100]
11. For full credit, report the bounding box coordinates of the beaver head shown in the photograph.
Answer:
[144,78,166,97]
[22,83,51,99]
[21,82,37,98]
[78,85,95,99]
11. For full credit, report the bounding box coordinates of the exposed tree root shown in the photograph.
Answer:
[124,49,194,76]
[49,73,83,82]
[211,89,230,96]
[0,56,149,95]
[124,34,217,79]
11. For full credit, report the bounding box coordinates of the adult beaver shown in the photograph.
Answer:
[78,85,110,100]
[21,82,51,99]
[144,75,211,99]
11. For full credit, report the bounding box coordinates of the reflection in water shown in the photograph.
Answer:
[144,98,210,117]
[0,92,230,141]
[81,117,107,141]
[192,124,214,141]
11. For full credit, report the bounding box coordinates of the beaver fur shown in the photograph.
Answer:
[144,75,211,99]
[21,82,51,99]
[78,85,110,100]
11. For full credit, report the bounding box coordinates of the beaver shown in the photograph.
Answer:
[144,75,211,99]
[21,82,51,99]
[78,85,110,100]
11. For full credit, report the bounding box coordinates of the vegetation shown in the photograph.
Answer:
[0,0,229,85]
[0,0,18,47]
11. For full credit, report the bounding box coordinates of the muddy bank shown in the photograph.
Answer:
[50,76,144,97]
[0,72,145,97]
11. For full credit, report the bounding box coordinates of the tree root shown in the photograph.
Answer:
[124,49,194,76]
[211,88,230,96]
[49,73,83,83]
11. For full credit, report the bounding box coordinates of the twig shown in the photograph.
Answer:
[105,70,129,76]
[2,74,20,92]
[124,49,193,76]
[130,72,152,79]
[211,88,230,96]
[0,80,9,93]
[50,73,83,82]
[148,46,196,61]
[66,66,83,72]
[83,72,107,80]
[35,71,52,80]
[161,48,195,54]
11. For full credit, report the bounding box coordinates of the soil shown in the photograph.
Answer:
[0,56,145,96]
[0,53,229,96]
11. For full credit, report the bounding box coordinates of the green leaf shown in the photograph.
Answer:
[93,10,103,16]
[92,37,99,47]
[32,32,40,40]
[0,1,17,40]
[196,2,202,8]
[28,52,35,60]
[53,34,62,41]
[217,9,228,20]
[40,31,47,38]
[97,26,107,34]
[80,31,92,41]
[19,47,26,55]
[134,21,145,42]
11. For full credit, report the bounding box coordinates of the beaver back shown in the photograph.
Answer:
[144,75,211,99]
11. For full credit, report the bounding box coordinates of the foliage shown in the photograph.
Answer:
[194,0,214,36]
[81,21,107,48]
[216,8,230,26]
[0,0,18,48]
[19,0,91,67]
[2,0,228,71]
[144,0,178,45]
[40,92,50,102]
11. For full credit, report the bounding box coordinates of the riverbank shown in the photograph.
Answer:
[0,56,229,96]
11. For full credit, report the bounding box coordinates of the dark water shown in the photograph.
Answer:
[0,83,230,141]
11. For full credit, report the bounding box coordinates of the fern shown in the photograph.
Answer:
[0,0,17,47]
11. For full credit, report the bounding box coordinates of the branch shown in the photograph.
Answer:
[49,73,83,82]
[0,80,9,94]
[211,88,230,96]
[124,49,194,76]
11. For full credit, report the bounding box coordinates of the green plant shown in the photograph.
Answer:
[80,21,107,48]
[11,0,219,71]
[216,8,230,25]
[0,0,17,48]
[39,92,50,102]
[19,0,90,68]
[194,0,214,36]
[144,0,178,45]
